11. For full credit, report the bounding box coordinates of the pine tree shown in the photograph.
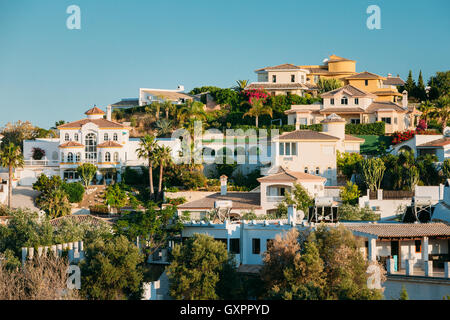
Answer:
[399,285,409,300]
[415,70,427,102]
[404,70,416,97]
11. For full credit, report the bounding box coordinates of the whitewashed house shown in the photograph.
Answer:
[19,106,180,186]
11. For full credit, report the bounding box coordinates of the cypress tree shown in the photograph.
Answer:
[404,70,416,96]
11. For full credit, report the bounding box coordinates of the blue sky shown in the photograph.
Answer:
[0,0,449,128]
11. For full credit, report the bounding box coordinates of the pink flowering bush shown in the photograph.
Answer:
[243,88,269,104]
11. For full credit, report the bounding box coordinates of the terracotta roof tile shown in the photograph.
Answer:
[345,134,365,142]
[58,118,127,129]
[345,71,383,80]
[178,192,261,210]
[364,101,407,113]
[321,84,374,98]
[246,83,309,90]
[417,137,450,148]
[255,63,302,72]
[97,141,123,148]
[383,77,405,86]
[257,167,326,183]
[59,141,84,148]
[347,223,450,238]
[278,130,339,141]
[85,107,105,115]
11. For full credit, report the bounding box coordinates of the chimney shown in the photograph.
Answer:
[106,105,112,121]
[220,175,228,196]
[387,73,392,78]
[402,90,408,109]
[177,85,185,92]
[288,204,297,226]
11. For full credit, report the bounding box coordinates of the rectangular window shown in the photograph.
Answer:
[355,98,359,105]
[299,118,307,125]
[291,143,297,155]
[230,239,240,254]
[381,117,391,124]
[285,143,291,156]
[365,80,368,86]
[330,98,334,105]
[252,238,261,254]
[291,75,295,82]
[415,240,421,253]
[272,75,276,83]
[279,143,284,156]
[351,119,360,124]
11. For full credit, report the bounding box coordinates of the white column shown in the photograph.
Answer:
[406,259,414,276]
[445,262,450,279]
[386,258,395,274]
[424,261,433,277]
[422,236,429,263]
[368,238,377,262]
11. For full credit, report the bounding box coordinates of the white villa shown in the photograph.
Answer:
[19,106,180,186]
[178,113,364,217]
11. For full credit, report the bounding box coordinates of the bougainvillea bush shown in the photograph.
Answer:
[391,129,440,145]
[416,119,428,132]
[242,88,269,104]
[32,147,46,160]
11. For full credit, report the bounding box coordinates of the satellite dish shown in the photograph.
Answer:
[322,58,329,63]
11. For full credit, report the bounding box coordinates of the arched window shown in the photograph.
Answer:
[341,96,348,105]
[104,133,109,141]
[68,152,74,162]
[65,133,70,141]
[315,167,320,175]
[304,167,308,173]
[74,133,79,141]
[85,133,97,160]
[113,152,119,162]
[76,153,81,162]
[105,152,111,162]
[113,133,118,141]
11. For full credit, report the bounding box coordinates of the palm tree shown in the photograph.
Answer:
[431,94,450,133]
[161,100,173,119]
[137,134,158,200]
[0,143,24,208]
[151,101,161,120]
[155,145,173,199]
[177,101,207,129]
[419,100,434,123]
[243,98,272,127]
[234,79,249,92]
[155,119,173,137]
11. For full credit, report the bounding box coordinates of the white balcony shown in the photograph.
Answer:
[266,196,285,203]
[24,160,59,167]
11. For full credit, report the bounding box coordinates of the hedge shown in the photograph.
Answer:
[345,122,385,135]
[62,182,85,203]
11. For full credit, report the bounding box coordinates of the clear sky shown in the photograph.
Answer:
[0,0,449,128]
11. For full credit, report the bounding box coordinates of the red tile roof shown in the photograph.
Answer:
[345,71,384,80]
[59,141,84,148]
[417,138,450,148]
[278,130,340,141]
[321,84,375,98]
[58,118,127,129]
[85,107,105,115]
[347,223,450,238]
[255,63,303,72]
[97,141,123,148]
[177,192,261,210]
[257,167,326,183]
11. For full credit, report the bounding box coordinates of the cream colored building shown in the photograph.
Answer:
[246,63,318,96]
[286,85,421,134]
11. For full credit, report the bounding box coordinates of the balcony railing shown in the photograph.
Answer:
[266,196,285,203]
[24,160,59,166]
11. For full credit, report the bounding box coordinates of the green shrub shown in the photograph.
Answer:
[123,167,145,186]
[89,205,110,215]
[345,122,385,135]
[62,182,85,203]
[181,171,207,190]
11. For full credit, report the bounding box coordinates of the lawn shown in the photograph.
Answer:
[356,135,393,155]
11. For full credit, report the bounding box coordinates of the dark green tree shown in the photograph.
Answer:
[80,235,144,300]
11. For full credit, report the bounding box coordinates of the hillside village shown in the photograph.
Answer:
[0,54,449,300]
